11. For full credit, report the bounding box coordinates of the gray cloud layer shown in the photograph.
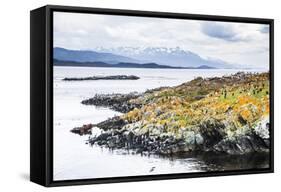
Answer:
[259,26,270,34]
[54,12,270,69]
[201,22,241,42]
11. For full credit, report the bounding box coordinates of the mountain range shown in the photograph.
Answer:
[53,59,216,69]
[54,47,138,64]
[95,47,235,68]
[54,47,236,69]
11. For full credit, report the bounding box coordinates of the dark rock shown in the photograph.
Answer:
[96,116,126,131]
[81,93,142,113]
[70,123,94,135]
[199,119,226,148]
[193,95,206,100]
[214,131,269,155]
[238,115,247,125]
[89,132,112,145]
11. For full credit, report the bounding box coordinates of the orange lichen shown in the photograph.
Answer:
[123,72,270,134]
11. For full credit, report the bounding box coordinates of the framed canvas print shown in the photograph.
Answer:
[30,5,274,187]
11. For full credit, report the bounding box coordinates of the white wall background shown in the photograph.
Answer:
[0,0,279,191]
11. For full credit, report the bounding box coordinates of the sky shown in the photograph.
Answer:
[53,12,270,68]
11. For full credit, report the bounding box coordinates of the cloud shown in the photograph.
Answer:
[201,22,241,42]
[259,26,269,33]
[53,12,270,69]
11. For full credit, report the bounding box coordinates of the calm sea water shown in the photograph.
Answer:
[53,67,269,181]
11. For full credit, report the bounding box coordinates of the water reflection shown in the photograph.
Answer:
[93,145,270,173]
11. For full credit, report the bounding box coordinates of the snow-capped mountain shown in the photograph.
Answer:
[94,46,235,68]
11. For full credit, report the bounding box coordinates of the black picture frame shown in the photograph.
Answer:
[30,5,274,187]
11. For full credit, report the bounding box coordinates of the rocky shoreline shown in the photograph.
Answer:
[72,116,269,155]
[63,75,140,81]
[71,72,270,155]
[81,93,142,113]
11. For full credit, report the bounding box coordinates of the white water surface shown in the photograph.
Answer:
[53,67,266,180]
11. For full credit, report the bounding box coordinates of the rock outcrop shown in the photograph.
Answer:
[63,75,140,81]
[81,93,142,113]
[70,124,94,135]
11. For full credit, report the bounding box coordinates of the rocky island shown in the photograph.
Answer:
[63,75,140,81]
[71,72,270,155]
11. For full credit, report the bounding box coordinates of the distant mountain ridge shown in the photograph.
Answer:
[54,47,236,69]
[95,46,235,69]
[53,59,216,69]
[54,47,139,64]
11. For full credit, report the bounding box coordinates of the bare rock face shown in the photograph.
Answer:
[213,132,269,155]
[254,117,270,139]
[198,118,226,148]
[213,119,270,155]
